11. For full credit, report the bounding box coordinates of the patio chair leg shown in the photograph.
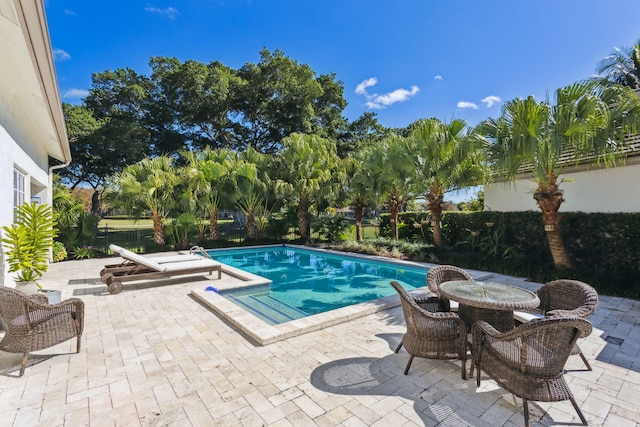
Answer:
[569,396,588,425]
[475,364,481,386]
[403,355,414,375]
[578,351,592,371]
[461,358,467,380]
[77,336,82,353]
[19,352,28,377]
[523,399,530,427]
[394,339,403,353]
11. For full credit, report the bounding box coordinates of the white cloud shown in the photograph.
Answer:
[144,6,179,20]
[62,88,89,99]
[481,95,502,108]
[64,9,78,16]
[355,77,378,95]
[356,78,419,109]
[434,75,443,80]
[367,86,420,109]
[457,101,479,110]
[53,48,71,61]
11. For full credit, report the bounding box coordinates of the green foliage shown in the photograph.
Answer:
[376,210,640,298]
[1,203,57,284]
[317,216,352,243]
[52,241,68,262]
[72,245,97,260]
[57,211,100,249]
[165,212,198,250]
[458,190,484,211]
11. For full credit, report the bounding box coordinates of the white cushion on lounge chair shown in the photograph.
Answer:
[147,254,204,264]
[161,257,221,271]
[109,244,167,272]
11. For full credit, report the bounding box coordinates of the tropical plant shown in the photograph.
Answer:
[234,148,275,239]
[106,156,180,245]
[595,39,640,88]
[346,150,376,241]
[1,202,57,285]
[408,118,486,247]
[478,81,640,269]
[182,148,234,241]
[277,133,345,240]
[52,241,68,262]
[358,136,415,240]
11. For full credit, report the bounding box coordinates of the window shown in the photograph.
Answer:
[14,169,25,208]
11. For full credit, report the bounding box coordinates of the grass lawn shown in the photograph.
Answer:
[98,218,235,228]
[99,218,154,228]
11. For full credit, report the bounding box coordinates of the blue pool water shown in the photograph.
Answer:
[207,246,427,325]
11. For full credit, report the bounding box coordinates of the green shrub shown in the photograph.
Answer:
[52,241,68,262]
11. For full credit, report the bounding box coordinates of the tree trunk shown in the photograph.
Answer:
[534,176,573,269]
[208,209,218,241]
[427,185,444,248]
[354,203,365,241]
[388,196,399,240]
[298,196,310,240]
[91,190,101,216]
[152,211,164,245]
[246,208,256,239]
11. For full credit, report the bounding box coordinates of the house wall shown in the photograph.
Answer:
[484,162,640,212]
[0,123,51,287]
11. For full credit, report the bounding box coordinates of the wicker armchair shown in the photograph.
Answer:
[0,287,84,376]
[515,279,599,370]
[472,316,592,427]
[390,281,468,379]
[426,265,473,311]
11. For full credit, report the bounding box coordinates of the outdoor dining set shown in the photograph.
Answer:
[390,265,599,427]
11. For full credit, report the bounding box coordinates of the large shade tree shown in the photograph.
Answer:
[479,81,640,269]
[61,103,150,214]
[408,118,486,247]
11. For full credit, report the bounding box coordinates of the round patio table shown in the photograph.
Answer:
[438,280,540,331]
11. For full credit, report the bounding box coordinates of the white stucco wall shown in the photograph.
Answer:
[0,123,51,287]
[485,162,640,212]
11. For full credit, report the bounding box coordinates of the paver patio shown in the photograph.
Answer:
[0,254,639,426]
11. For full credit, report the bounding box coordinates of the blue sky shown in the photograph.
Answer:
[46,1,640,130]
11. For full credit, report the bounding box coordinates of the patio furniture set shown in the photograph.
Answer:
[391,264,599,427]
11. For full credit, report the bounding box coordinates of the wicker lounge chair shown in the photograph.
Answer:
[513,279,599,370]
[390,281,468,379]
[472,316,592,427]
[100,244,222,294]
[426,265,473,311]
[0,287,84,376]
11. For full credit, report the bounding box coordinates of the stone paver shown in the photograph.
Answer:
[0,255,639,426]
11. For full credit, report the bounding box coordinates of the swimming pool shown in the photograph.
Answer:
[207,246,427,325]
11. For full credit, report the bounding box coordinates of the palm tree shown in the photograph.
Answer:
[182,148,233,241]
[408,119,486,247]
[107,156,180,245]
[479,81,640,269]
[360,136,415,240]
[277,133,344,240]
[233,148,270,239]
[596,39,640,88]
[346,152,374,241]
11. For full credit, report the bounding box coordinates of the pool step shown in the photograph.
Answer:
[226,294,308,325]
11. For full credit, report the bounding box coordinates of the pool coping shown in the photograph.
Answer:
[191,245,492,346]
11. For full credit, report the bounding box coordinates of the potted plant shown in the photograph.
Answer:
[1,202,58,296]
